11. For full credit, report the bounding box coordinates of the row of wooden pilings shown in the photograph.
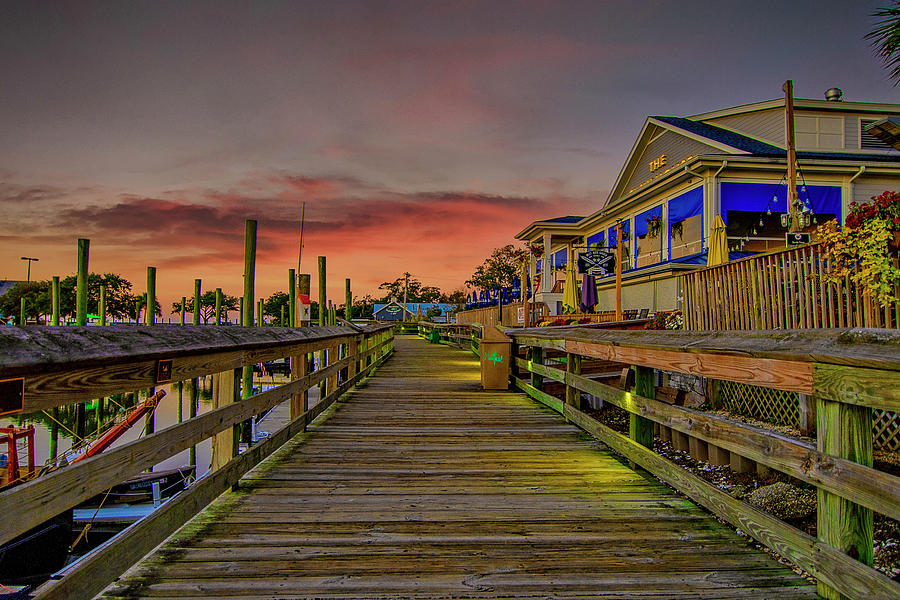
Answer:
[18,219,358,476]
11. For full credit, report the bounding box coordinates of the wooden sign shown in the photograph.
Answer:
[786,232,810,247]
[578,249,616,276]
[156,359,173,384]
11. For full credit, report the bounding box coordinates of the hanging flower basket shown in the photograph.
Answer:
[526,242,544,258]
[646,215,662,239]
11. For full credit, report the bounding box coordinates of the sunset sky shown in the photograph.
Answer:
[1,1,897,313]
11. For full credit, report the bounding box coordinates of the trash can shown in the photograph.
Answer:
[429,327,440,344]
[480,325,511,390]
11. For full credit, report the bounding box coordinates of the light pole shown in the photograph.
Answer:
[20,257,38,282]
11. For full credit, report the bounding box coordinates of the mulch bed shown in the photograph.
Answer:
[583,401,900,581]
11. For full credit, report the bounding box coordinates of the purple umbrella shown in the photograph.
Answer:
[580,274,597,313]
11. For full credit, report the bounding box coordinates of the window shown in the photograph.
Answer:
[668,187,703,260]
[795,115,843,150]
[634,206,663,268]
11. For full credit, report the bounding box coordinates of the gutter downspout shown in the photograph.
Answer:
[849,165,866,183]
[847,165,866,223]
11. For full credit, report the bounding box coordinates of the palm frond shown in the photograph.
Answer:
[866,1,900,85]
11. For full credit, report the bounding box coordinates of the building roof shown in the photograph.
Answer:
[650,116,784,155]
[541,215,584,224]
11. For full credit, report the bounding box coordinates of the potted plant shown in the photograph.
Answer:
[646,215,662,238]
[526,242,544,258]
[671,221,684,242]
[816,190,900,307]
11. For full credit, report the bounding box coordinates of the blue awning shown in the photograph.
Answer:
[720,182,842,224]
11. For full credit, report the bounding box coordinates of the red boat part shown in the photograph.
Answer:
[72,389,166,463]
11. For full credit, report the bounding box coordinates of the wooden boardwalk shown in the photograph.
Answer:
[101,336,815,599]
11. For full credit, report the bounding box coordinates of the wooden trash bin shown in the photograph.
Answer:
[480,326,511,390]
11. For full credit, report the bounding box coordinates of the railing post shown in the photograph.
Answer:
[815,396,873,600]
[529,346,543,391]
[565,352,582,410]
[631,366,655,449]
[210,367,241,472]
[290,348,309,428]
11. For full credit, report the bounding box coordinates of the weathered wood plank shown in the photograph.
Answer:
[95,337,815,600]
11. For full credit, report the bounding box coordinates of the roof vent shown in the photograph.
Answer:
[824,87,843,102]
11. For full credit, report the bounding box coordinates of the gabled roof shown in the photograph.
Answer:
[650,116,784,155]
[542,215,584,224]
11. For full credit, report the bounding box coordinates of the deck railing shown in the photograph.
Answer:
[681,243,900,330]
[0,323,394,600]
[418,322,480,355]
[506,325,900,600]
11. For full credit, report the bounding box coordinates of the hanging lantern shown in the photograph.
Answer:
[758,218,764,227]
[752,227,758,235]
[766,208,772,215]
[780,213,790,228]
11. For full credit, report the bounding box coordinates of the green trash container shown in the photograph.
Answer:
[429,328,440,344]
[480,326,511,390]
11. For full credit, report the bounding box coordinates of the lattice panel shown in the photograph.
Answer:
[874,410,900,452]
[719,381,799,428]
[720,382,900,451]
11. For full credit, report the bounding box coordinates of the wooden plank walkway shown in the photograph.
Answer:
[100,336,816,599]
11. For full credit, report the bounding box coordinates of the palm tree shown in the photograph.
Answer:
[867,1,900,86]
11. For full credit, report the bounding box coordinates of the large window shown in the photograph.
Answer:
[668,187,703,260]
[634,205,663,268]
[607,221,632,269]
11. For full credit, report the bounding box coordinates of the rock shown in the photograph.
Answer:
[747,482,816,520]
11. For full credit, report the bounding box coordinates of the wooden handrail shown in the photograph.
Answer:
[0,324,392,413]
[506,326,900,600]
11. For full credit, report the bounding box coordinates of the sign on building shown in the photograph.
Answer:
[578,249,616,276]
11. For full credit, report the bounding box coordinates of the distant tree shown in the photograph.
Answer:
[263,291,290,326]
[377,274,443,303]
[171,290,239,324]
[53,273,139,320]
[445,290,466,305]
[0,281,50,323]
[867,2,900,85]
[466,244,527,291]
[353,294,376,319]
[425,306,442,320]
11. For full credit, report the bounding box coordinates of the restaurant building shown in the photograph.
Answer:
[516,89,900,315]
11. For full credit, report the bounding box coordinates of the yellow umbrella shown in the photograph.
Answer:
[561,260,580,314]
[707,215,729,266]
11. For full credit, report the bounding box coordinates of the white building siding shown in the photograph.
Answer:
[705,109,785,146]
[852,177,898,204]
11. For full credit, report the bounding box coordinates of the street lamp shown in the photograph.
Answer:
[20,257,38,282]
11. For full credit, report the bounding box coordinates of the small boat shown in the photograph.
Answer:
[77,465,195,507]
[0,426,73,585]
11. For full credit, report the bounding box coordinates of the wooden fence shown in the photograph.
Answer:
[0,323,394,600]
[681,243,900,331]
[455,302,548,327]
[506,325,900,600]
[418,322,480,355]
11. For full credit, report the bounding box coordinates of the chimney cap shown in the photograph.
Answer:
[825,87,843,102]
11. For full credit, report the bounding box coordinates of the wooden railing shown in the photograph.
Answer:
[418,322,480,355]
[681,243,900,330]
[0,323,394,600]
[455,302,548,327]
[505,325,900,600]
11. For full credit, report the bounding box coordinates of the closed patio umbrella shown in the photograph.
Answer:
[707,215,729,266]
[562,261,579,314]
[580,274,597,313]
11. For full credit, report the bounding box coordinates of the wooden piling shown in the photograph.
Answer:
[298,273,310,326]
[241,220,257,445]
[76,238,89,326]
[193,279,201,326]
[49,407,59,460]
[146,267,157,326]
[243,220,257,327]
[19,297,25,326]
[345,278,352,322]
[100,285,107,326]
[180,297,186,326]
[51,276,60,326]
[215,288,223,325]
[289,269,296,327]
[317,256,326,326]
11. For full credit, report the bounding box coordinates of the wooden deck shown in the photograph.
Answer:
[100,336,815,599]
